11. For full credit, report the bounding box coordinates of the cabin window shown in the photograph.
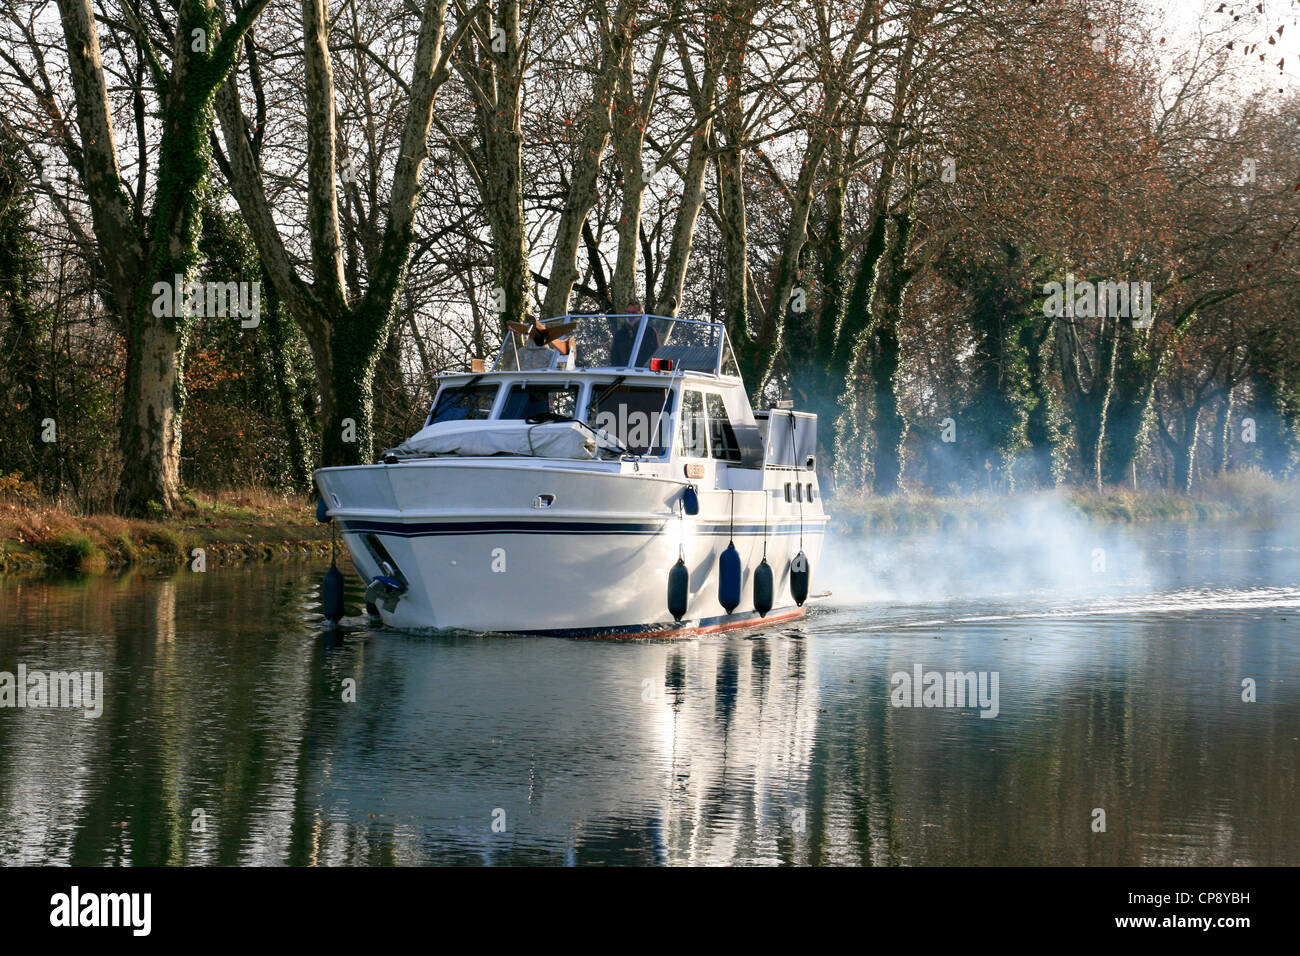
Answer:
[499,382,578,420]
[806,483,815,501]
[705,393,742,463]
[678,389,709,458]
[428,383,498,425]
[784,483,792,502]
[588,385,673,456]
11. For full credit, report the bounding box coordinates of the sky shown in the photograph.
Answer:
[1154,0,1300,94]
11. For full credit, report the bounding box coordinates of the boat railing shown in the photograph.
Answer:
[493,313,741,378]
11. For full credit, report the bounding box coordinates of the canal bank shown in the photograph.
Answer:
[0,487,331,575]
[830,473,1300,534]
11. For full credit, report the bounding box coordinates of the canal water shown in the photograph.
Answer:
[1,513,1297,865]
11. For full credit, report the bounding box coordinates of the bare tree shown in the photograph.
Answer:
[40,0,270,512]
[216,0,463,466]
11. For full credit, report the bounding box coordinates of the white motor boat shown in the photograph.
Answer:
[313,313,827,637]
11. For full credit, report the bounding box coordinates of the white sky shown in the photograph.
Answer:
[1153,0,1300,94]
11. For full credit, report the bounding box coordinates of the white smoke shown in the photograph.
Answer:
[819,492,1156,605]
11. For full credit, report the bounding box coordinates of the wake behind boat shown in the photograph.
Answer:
[313,312,827,636]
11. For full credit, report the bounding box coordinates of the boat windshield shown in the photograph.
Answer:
[586,383,674,456]
[498,382,578,420]
[494,314,740,377]
[426,381,499,425]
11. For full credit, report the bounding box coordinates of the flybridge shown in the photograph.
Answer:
[494,313,743,378]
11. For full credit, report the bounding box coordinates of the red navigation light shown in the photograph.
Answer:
[651,358,674,372]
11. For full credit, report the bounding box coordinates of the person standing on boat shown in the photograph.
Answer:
[611,300,659,367]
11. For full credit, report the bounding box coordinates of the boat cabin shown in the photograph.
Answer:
[403,314,815,488]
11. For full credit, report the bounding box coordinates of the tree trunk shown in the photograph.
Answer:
[479,65,530,324]
[610,32,668,310]
[1249,369,1298,478]
[1055,315,1119,490]
[1101,326,1157,485]
[831,205,890,473]
[314,309,389,468]
[116,322,185,512]
[261,286,314,490]
[867,213,914,496]
[656,44,713,315]
[966,276,1030,491]
[797,143,849,484]
[715,127,750,357]
[444,0,531,326]
[1021,319,1059,488]
[1173,408,1199,494]
[1213,387,1233,475]
[116,34,214,514]
[869,324,905,495]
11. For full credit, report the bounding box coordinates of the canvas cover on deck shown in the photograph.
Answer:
[385,419,616,460]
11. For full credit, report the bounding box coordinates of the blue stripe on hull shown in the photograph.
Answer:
[340,518,824,538]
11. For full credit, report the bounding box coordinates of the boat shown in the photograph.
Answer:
[313,312,827,637]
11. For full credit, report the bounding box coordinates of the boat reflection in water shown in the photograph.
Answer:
[300,628,822,865]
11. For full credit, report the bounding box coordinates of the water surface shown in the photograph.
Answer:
[1,519,1296,865]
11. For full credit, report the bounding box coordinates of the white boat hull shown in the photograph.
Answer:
[315,460,826,637]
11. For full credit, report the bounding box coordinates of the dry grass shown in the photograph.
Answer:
[188,485,313,518]
[0,483,327,575]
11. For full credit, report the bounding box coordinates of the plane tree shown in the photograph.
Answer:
[1,0,272,512]
[215,0,465,467]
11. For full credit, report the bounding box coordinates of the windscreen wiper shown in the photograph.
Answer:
[589,375,627,411]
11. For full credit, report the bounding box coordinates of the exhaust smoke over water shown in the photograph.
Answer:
[0,503,1297,865]
[820,493,1159,605]
[819,492,1300,631]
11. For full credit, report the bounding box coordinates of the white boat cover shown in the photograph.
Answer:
[385,419,613,460]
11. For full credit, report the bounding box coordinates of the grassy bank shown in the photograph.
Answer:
[0,482,331,575]
[829,473,1300,535]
